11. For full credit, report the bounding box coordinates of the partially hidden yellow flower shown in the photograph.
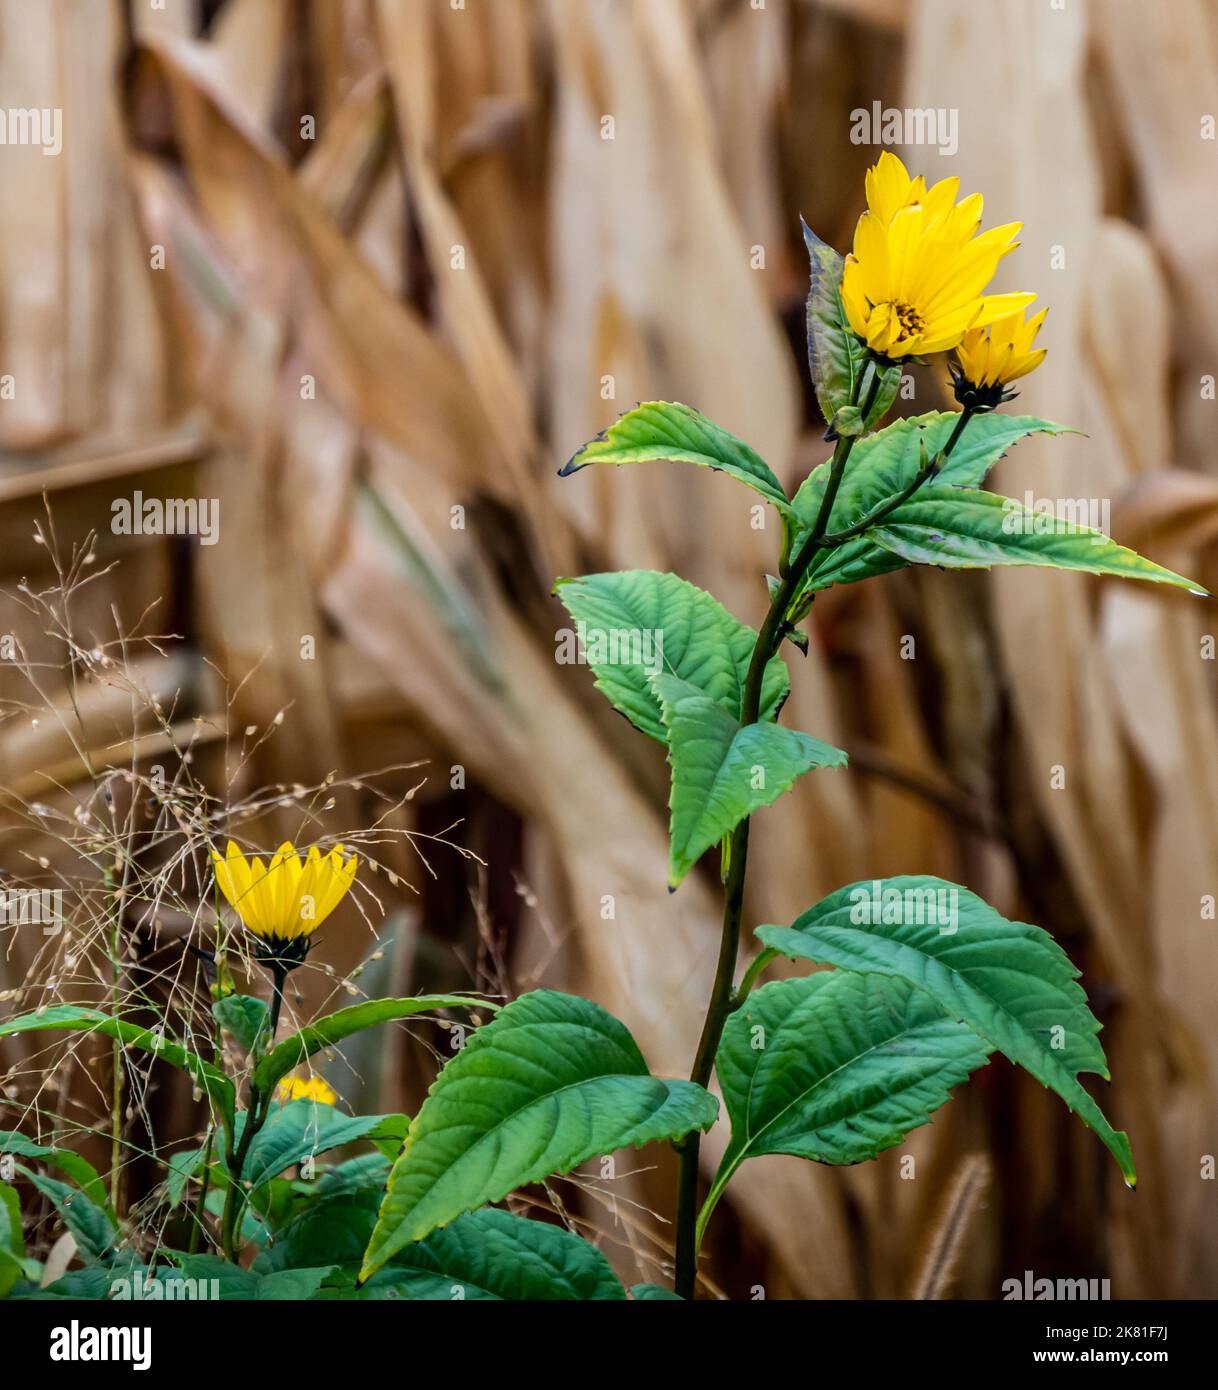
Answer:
[842,153,1036,359]
[212,840,358,963]
[276,1074,337,1106]
[955,305,1048,391]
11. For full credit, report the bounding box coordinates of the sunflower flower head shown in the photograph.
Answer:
[212,840,358,967]
[275,1074,337,1106]
[951,306,1048,409]
[864,150,962,226]
[842,153,1036,360]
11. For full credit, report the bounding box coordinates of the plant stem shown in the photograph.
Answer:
[105,864,125,1218]
[188,1129,215,1256]
[671,386,980,1296]
[672,375,880,1299]
[220,961,288,1261]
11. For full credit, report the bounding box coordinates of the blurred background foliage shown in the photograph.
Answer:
[1,0,1217,1298]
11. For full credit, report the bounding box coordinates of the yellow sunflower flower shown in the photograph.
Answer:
[842,156,1036,360]
[953,305,1048,403]
[276,1075,337,1106]
[212,840,358,964]
[864,150,961,226]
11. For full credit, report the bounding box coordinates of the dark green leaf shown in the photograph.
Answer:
[166,1146,206,1208]
[213,995,269,1056]
[560,401,792,517]
[243,1102,389,1188]
[0,1131,108,1209]
[866,487,1205,591]
[170,1253,335,1300]
[362,990,719,1278]
[801,221,857,428]
[756,875,1136,1185]
[654,674,846,887]
[788,412,1078,597]
[22,1169,115,1263]
[0,1006,235,1130]
[311,1152,391,1198]
[553,570,789,743]
[359,1207,625,1301]
[254,995,493,1096]
[702,973,989,1242]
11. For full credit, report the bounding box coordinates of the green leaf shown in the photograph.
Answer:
[362,990,719,1279]
[311,1152,392,1198]
[359,1207,626,1301]
[559,401,793,517]
[802,221,857,427]
[243,1102,389,1188]
[801,220,900,434]
[213,994,269,1056]
[701,973,990,1243]
[254,995,494,1095]
[630,1282,683,1300]
[653,673,847,887]
[792,411,1075,533]
[867,486,1205,591]
[553,570,789,743]
[12,1267,117,1300]
[0,1181,24,1261]
[829,404,865,438]
[258,1192,381,1273]
[0,1006,235,1130]
[264,1195,626,1301]
[21,1169,116,1263]
[0,1181,25,1295]
[787,411,1076,597]
[0,1131,108,1209]
[166,1147,206,1208]
[756,875,1137,1185]
[170,1254,336,1300]
[860,361,902,431]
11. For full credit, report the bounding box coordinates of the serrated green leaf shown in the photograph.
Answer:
[264,1196,626,1301]
[630,1282,683,1300]
[700,973,990,1244]
[792,411,1075,533]
[213,994,269,1056]
[0,1131,108,1210]
[359,1207,626,1301]
[21,1169,116,1263]
[802,221,857,425]
[653,673,847,887]
[362,990,719,1279]
[311,1152,392,1198]
[170,1254,336,1300]
[0,1006,235,1130]
[166,1146,206,1208]
[553,570,789,743]
[756,875,1136,1185]
[830,404,865,438]
[801,221,899,433]
[257,1192,381,1274]
[560,401,793,516]
[788,412,1077,597]
[12,1267,117,1300]
[868,487,1204,591]
[243,1102,389,1188]
[254,995,494,1095]
[0,1179,24,1297]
